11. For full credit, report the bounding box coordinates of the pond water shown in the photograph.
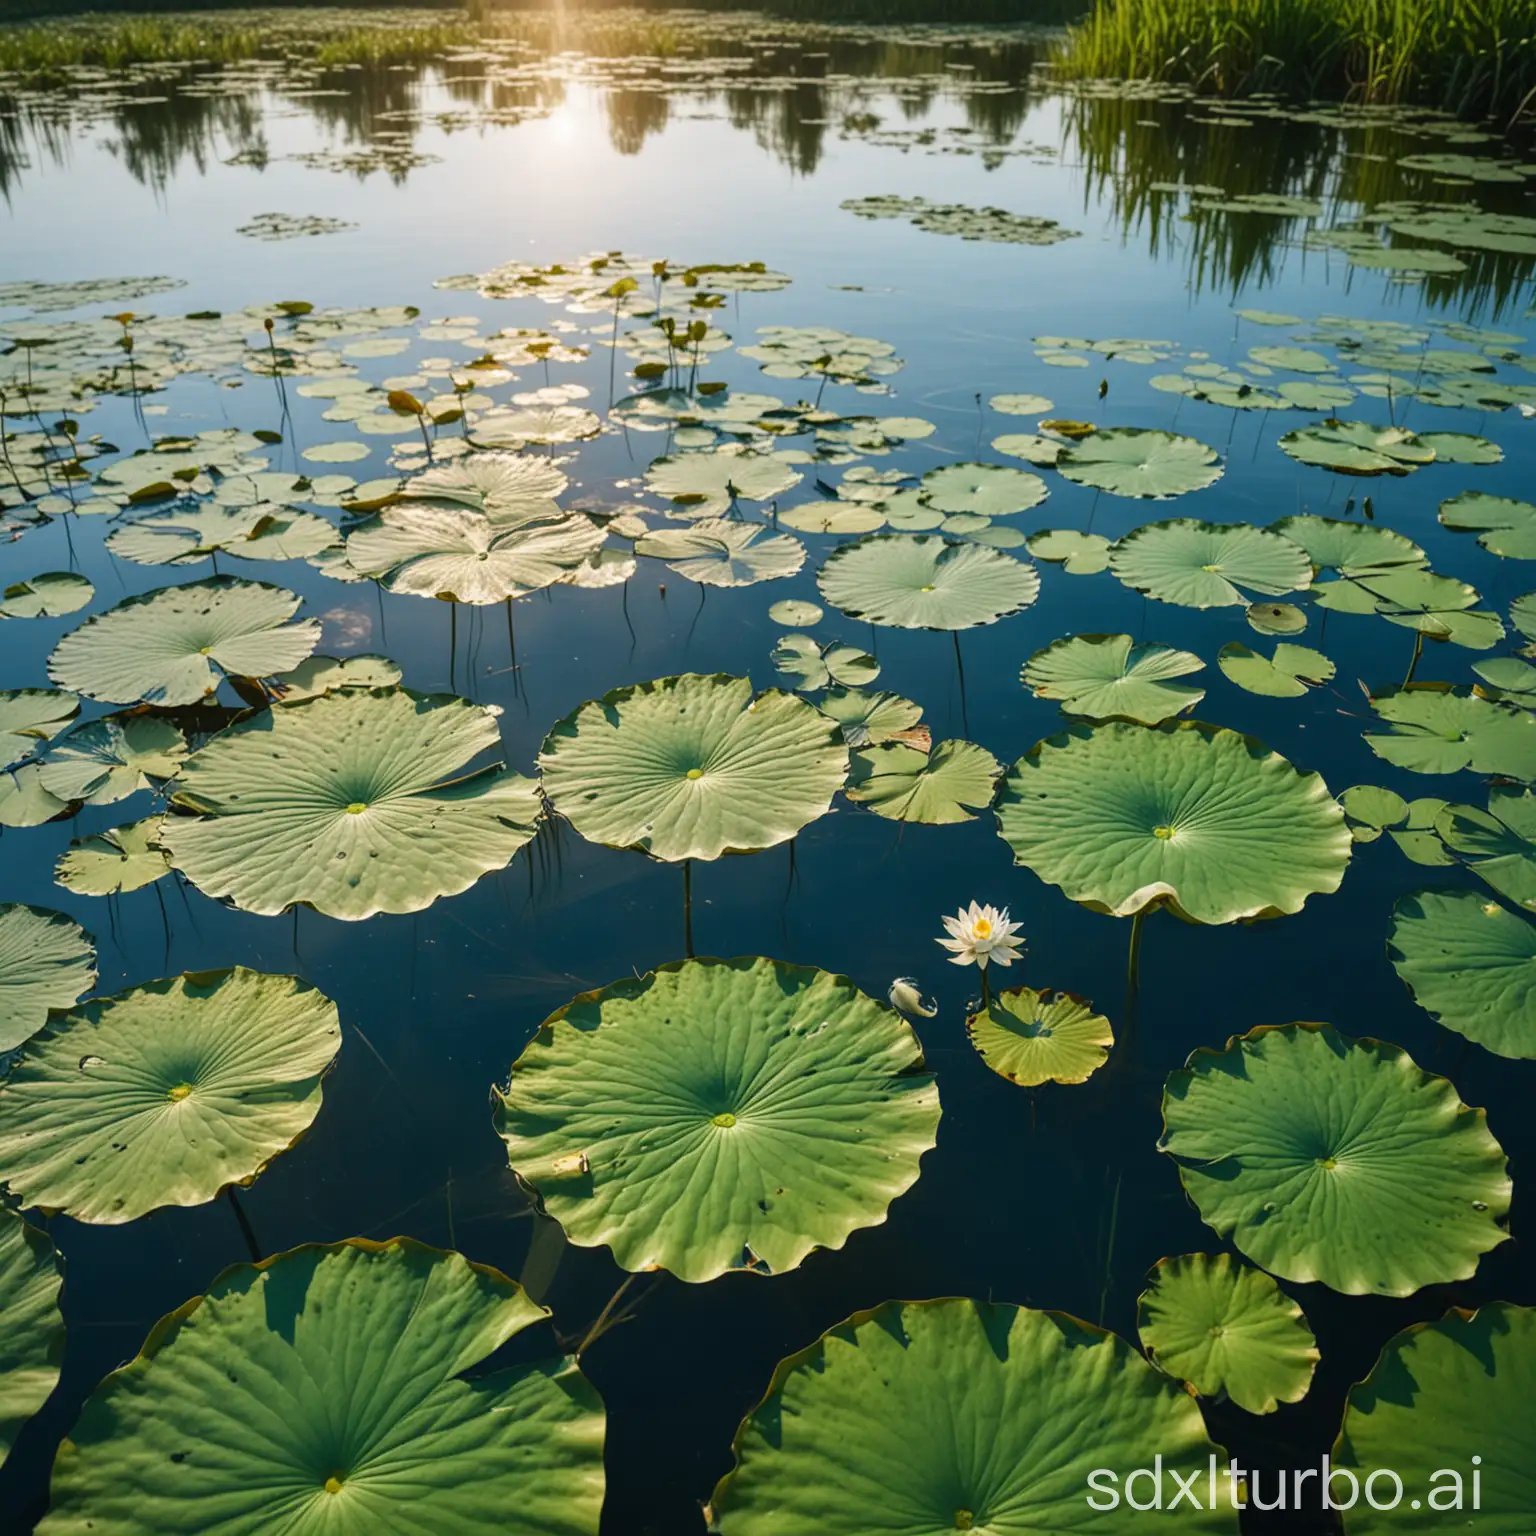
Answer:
[2,12,1535,1532]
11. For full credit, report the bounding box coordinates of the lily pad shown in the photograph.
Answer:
[645,446,802,517]
[1278,420,1434,475]
[55,818,173,897]
[1364,688,1536,779]
[777,501,885,535]
[818,534,1039,630]
[0,904,95,1054]
[1022,634,1205,724]
[408,451,567,523]
[0,967,340,1223]
[1025,529,1111,575]
[1440,491,1536,559]
[0,690,80,768]
[1270,516,1426,578]
[48,578,321,707]
[35,714,186,807]
[966,987,1114,1087]
[816,689,926,749]
[107,504,338,567]
[767,599,822,627]
[1389,888,1536,1059]
[996,721,1350,923]
[1435,788,1536,910]
[989,393,1054,415]
[919,463,1048,517]
[41,1239,605,1534]
[990,434,1062,467]
[772,634,879,692]
[1137,1254,1317,1415]
[1247,602,1308,635]
[1317,569,1503,649]
[266,654,404,703]
[1218,642,1335,698]
[162,689,540,919]
[493,957,939,1283]
[1,573,94,619]
[0,1207,63,1471]
[845,740,1000,824]
[1057,429,1223,499]
[1341,784,1409,843]
[1110,521,1312,608]
[538,674,846,863]
[1161,1022,1510,1296]
[636,520,804,587]
[710,1298,1237,1534]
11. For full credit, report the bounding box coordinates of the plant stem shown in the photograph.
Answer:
[1403,627,1424,688]
[1127,907,1147,992]
[226,1187,263,1262]
[682,859,694,958]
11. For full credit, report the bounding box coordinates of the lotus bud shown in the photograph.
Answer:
[888,978,937,1018]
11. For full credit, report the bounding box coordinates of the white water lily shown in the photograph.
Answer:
[888,978,937,1018]
[937,901,1024,970]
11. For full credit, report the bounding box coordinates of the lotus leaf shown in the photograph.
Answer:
[267,654,404,703]
[162,689,540,919]
[1109,521,1312,608]
[844,739,1000,824]
[996,721,1350,923]
[1247,602,1308,635]
[1341,784,1409,842]
[767,599,821,627]
[1472,656,1536,709]
[710,1298,1237,1534]
[1,572,94,619]
[0,767,68,830]
[1022,634,1205,724]
[1278,420,1434,475]
[1439,491,1536,559]
[493,957,939,1283]
[816,689,926,749]
[1316,569,1503,649]
[40,1239,605,1534]
[989,393,1054,415]
[1364,688,1536,779]
[777,501,884,534]
[107,504,338,566]
[645,447,802,517]
[636,520,804,587]
[408,450,567,523]
[1057,429,1223,499]
[1160,1022,1510,1296]
[55,817,172,897]
[0,967,340,1223]
[1270,516,1426,578]
[1434,789,1536,910]
[1417,432,1503,466]
[1137,1254,1317,1415]
[1218,642,1335,698]
[0,690,79,768]
[919,463,1048,517]
[0,903,95,1054]
[0,1207,63,1470]
[1333,1303,1535,1532]
[1388,888,1536,1059]
[818,534,1039,631]
[1512,592,1536,643]
[966,987,1113,1086]
[538,674,846,862]
[989,433,1063,468]
[772,635,879,692]
[48,578,321,707]
[1025,529,1110,574]
[35,714,186,807]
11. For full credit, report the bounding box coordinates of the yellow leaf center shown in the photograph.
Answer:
[167,1083,193,1102]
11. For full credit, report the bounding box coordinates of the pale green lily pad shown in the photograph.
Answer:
[1334,1303,1536,1532]
[1512,592,1536,643]
[989,393,1054,415]
[1341,784,1409,842]
[1270,516,1427,578]
[1022,634,1205,724]
[163,689,540,920]
[1247,602,1308,635]
[818,534,1039,631]
[0,967,340,1223]
[1137,1254,1317,1415]
[55,817,173,897]
[538,674,846,863]
[1364,688,1536,779]
[0,1207,63,1471]
[302,439,371,464]
[919,463,1048,517]
[777,502,885,535]
[0,767,68,831]
[1389,888,1536,1059]
[48,578,321,707]
[1057,429,1223,499]
[1390,797,1455,867]
[493,957,938,1283]
[768,599,822,627]
[107,504,338,567]
[1278,420,1434,475]
[0,904,95,1054]
[1472,656,1536,708]
[1026,529,1111,575]
[36,714,186,807]
[845,740,1000,824]
[1110,520,1312,608]
[1277,380,1356,411]
[1249,345,1334,374]
[1,573,94,619]
[41,1240,604,1535]
[408,451,567,524]
[966,987,1113,1087]
[996,721,1350,923]
[1416,432,1503,465]
[1161,1022,1510,1296]
[0,690,79,769]
[990,434,1062,467]
[772,635,880,692]
[1440,491,1536,559]
[636,520,804,586]
[1435,789,1536,910]
[645,447,802,516]
[1218,642,1335,698]
[1317,569,1503,649]
[710,1299,1237,1535]
[816,689,926,749]
[266,654,404,703]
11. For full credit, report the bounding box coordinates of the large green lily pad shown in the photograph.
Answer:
[408,450,567,523]
[1279,420,1434,475]
[1057,429,1223,498]
[1137,1253,1318,1415]
[1,572,94,619]
[0,903,95,1054]
[1364,688,1536,779]
[1109,521,1312,608]
[919,463,1048,517]
[1389,888,1536,1059]
[35,714,186,807]
[538,674,846,862]
[1333,1302,1535,1532]
[1435,788,1536,910]
[0,968,340,1224]
[1317,569,1503,649]
[48,578,321,706]
[1270,516,1426,578]
[1439,491,1536,559]
[0,1207,64,1470]
[996,722,1350,922]
[0,690,79,769]
[844,740,1000,824]
[965,987,1114,1087]
[645,446,802,517]
[818,534,1039,630]
[493,957,939,1283]
[1218,642,1335,698]
[710,1298,1238,1533]
[41,1239,605,1534]
[1161,1022,1511,1296]
[162,689,540,919]
[1022,634,1205,723]
[636,520,805,587]
[55,818,173,897]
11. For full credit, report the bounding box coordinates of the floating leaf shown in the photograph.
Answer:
[845,740,1000,824]
[1057,429,1223,499]
[1316,568,1503,649]
[1270,515,1426,578]
[1364,688,1536,779]
[645,446,802,517]
[1109,520,1312,608]
[990,433,1062,468]
[767,599,822,627]
[301,440,371,464]
[493,957,938,1283]
[1435,789,1536,910]
[1137,1254,1317,1415]
[818,534,1038,631]
[0,904,95,1054]
[989,393,1054,415]
[1022,634,1205,724]
[408,451,567,524]
[35,714,186,807]
[55,818,172,897]
[0,573,93,619]
[1025,528,1110,575]
[772,634,879,692]
[539,674,846,862]
[919,463,1048,517]
[0,1207,63,1471]
[1341,784,1409,842]
[1278,419,1434,475]
[1440,491,1536,559]
[966,987,1113,1086]
[265,654,403,704]
[0,690,79,769]
[107,504,337,567]
[996,721,1349,923]
[1218,642,1335,698]
[816,689,925,749]
[1161,1022,1510,1296]
[1246,602,1307,635]
[1472,655,1536,709]
[777,501,884,535]
[1416,432,1503,466]
[636,520,804,587]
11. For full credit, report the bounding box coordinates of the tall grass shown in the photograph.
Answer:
[1056,0,1536,122]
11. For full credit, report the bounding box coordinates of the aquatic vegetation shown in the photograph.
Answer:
[1109,520,1312,608]
[1022,633,1205,724]
[1317,567,1503,649]
[966,986,1113,1086]
[635,520,805,587]
[493,957,939,1283]
[54,818,172,898]
[818,534,1039,630]
[815,687,927,748]
[1364,687,1536,778]
[846,740,1000,824]
[162,688,541,920]
[0,572,91,619]
[1439,490,1536,558]
[0,903,94,1053]
[1056,428,1223,498]
[711,1299,1238,1532]
[841,194,1081,246]
[936,901,1023,970]
[234,212,359,242]
[34,714,184,808]
[1161,1022,1510,1296]
[1278,419,1436,475]
[644,445,802,516]
[772,634,879,691]
[0,689,78,767]
[0,1207,62,1472]
[1217,641,1335,698]
[1137,1253,1318,1416]
[1434,789,1536,910]
[918,462,1048,517]
[1025,527,1110,574]
[40,1240,605,1534]
[0,968,339,1224]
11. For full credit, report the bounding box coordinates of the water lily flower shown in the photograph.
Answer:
[888,978,937,1018]
[937,901,1024,971]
